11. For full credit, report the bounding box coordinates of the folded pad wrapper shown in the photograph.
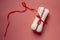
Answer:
[31,7,49,32]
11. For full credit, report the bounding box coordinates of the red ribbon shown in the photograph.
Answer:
[4,2,36,38]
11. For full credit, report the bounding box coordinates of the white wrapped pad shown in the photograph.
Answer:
[31,7,44,30]
[31,7,49,32]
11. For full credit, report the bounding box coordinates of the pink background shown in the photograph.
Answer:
[0,0,60,40]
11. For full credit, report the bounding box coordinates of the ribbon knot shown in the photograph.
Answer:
[36,15,44,24]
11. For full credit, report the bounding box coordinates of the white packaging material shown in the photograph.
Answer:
[31,7,49,32]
